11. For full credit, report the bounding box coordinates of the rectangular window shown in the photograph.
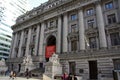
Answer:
[105,1,114,10]
[33,35,36,43]
[110,33,120,46]
[31,47,35,56]
[87,19,95,28]
[50,21,54,27]
[16,50,18,57]
[25,38,27,45]
[71,40,77,51]
[107,14,116,24]
[46,22,48,28]
[26,30,28,34]
[89,37,97,48]
[71,14,77,20]
[34,28,36,32]
[86,8,94,16]
[113,59,120,70]
[17,40,20,47]
[71,24,77,32]
[22,49,26,56]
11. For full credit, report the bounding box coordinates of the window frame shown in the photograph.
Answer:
[86,8,94,16]
[110,33,120,46]
[71,24,77,33]
[89,37,97,49]
[71,14,77,21]
[105,1,114,10]
[87,19,95,28]
[107,13,116,24]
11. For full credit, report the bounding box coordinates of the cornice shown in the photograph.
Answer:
[12,0,99,32]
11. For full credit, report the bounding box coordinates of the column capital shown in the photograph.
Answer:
[78,7,83,11]
[94,0,102,5]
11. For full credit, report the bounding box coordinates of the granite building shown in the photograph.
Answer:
[8,0,120,80]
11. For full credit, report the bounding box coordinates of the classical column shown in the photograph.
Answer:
[117,0,120,22]
[18,30,24,57]
[25,28,32,56]
[96,2,107,48]
[56,15,62,53]
[78,9,85,50]
[34,24,40,56]
[62,13,68,52]
[39,22,45,55]
[10,34,15,58]
[11,33,18,58]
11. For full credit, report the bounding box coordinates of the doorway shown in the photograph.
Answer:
[18,64,21,72]
[45,35,56,62]
[89,61,98,80]
[69,62,76,75]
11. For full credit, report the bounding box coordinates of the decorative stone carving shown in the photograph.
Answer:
[20,55,35,73]
[43,53,62,80]
[23,55,33,64]
[0,58,8,71]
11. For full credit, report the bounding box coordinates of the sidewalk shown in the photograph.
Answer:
[0,76,41,80]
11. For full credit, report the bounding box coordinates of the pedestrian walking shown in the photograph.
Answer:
[25,68,29,79]
[61,72,68,80]
[9,70,14,80]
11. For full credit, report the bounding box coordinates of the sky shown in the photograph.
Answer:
[28,0,48,10]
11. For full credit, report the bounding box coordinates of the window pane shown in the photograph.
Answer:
[50,21,54,27]
[110,33,120,46]
[87,19,94,28]
[107,14,116,24]
[105,2,113,10]
[89,37,97,48]
[86,8,94,16]
[71,24,77,32]
[71,14,77,20]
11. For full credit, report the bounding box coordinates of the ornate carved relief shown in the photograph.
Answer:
[68,32,79,42]
[106,23,120,34]
[85,27,98,37]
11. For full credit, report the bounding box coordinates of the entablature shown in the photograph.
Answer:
[12,0,99,33]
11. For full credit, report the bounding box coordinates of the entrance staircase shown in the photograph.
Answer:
[17,68,44,79]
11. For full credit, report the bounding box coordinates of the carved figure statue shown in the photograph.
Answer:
[23,55,33,65]
[0,58,6,66]
[49,53,60,64]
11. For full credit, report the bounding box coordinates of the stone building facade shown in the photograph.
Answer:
[8,0,120,80]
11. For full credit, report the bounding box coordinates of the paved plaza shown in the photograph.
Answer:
[0,76,41,80]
